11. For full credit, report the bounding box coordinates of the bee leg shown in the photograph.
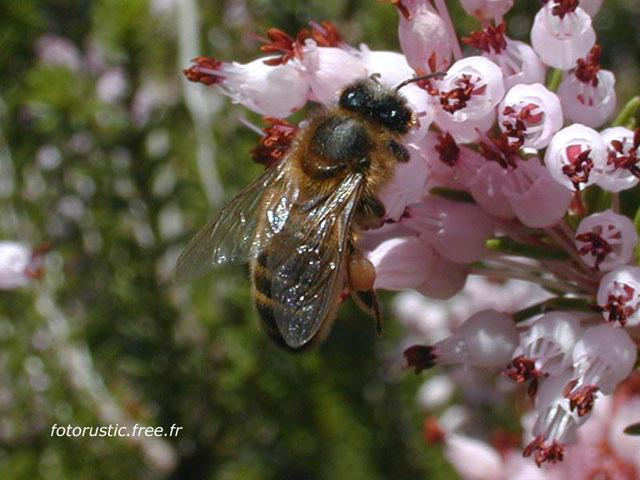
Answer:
[348,252,383,335]
[388,139,410,163]
[351,290,383,335]
[356,196,386,230]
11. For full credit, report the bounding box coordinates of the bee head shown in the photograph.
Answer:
[339,77,412,134]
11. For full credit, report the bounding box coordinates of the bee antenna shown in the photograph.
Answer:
[394,72,446,92]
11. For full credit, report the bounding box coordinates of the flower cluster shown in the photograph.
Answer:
[183,0,640,472]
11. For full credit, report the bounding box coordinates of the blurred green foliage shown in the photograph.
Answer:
[0,0,638,478]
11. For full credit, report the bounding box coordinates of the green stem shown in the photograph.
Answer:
[612,96,640,127]
[513,297,595,323]
[547,68,564,92]
[486,236,570,261]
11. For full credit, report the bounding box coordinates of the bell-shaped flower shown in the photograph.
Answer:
[565,324,637,416]
[429,56,505,143]
[0,241,46,289]
[459,0,513,22]
[579,0,603,17]
[597,266,640,328]
[498,83,563,149]
[503,158,572,228]
[402,196,496,264]
[525,370,589,466]
[530,2,596,70]
[379,145,429,221]
[557,46,616,128]
[544,124,607,190]
[575,210,638,271]
[463,23,545,90]
[302,43,367,104]
[184,56,310,117]
[367,235,467,298]
[596,127,640,193]
[404,310,519,373]
[504,312,583,397]
[395,0,455,73]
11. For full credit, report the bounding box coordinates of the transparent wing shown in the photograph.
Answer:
[174,161,297,282]
[267,172,364,348]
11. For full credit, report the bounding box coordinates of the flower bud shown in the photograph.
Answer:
[0,242,43,289]
[459,0,513,22]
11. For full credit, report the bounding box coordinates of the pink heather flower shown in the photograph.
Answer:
[596,127,640,193]
[525,370,589,466]
[608,396,640,470]
[597,266,640,327]
[367,236,434,291]
[458,0,513,22]
[429,56,505,143]
[184,56,310,117]
[463,23,545,90]
[96,67,129,103]
[444,434,504,480]
[575,210,638,271]
[544,123,607,190]
[566,325,637,416]
[405,310,518,373]
[0,241,45,289]
[498,83,563,149]
[35,35,82,71]
[530,2,596,70]
[557,46,616,128]
[463,155,516,220]
[302,43,367,104]
[579,0,603,17]
[505,312,583,397]
[378,145,429,221]
[503,158,573,228]
[395,0,454,73]
[402,196,496,264]
[367,235,469,299]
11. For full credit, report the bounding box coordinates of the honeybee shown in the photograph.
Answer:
[175,75,424,351]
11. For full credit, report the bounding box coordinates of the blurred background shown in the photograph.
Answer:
[0,0,638,478]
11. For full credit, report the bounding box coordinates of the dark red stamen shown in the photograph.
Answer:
[462,23,508,54]
[564,381,599,417]
[302,21,343,47]
[423,417,445,444]
[504,355,545,397]
[251,117,298,168]
[608,128,640,178]
[562,146,594,190]
[404,345,437,374]
[548,0,580,19]
[259,28,304,66]
[523,436,565,466]
[183,57,225,86]
[478,133,521,170]
[576,231,613,271]
[437,74,487,114]
[574,45,602,87]
[435,132,460,167]
[604,282,636,326]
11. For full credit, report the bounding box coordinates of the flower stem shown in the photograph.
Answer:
[513,297,595,323]
[486,236,570,260]
[612,96,640,127]
[547,68,564,92]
